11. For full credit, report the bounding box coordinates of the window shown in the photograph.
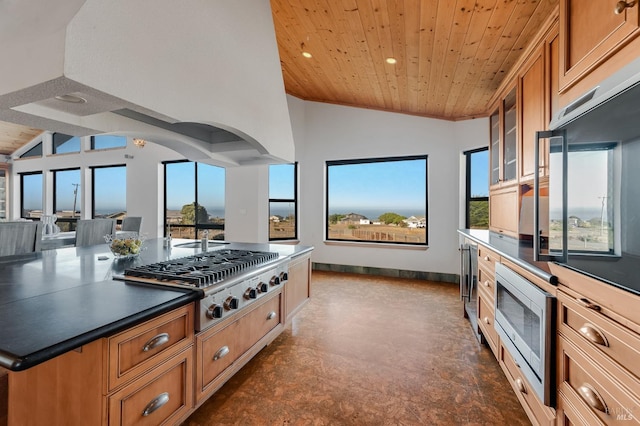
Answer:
[20,142,42,158]
[92,165,126,219]
[465,148,489,229]
[52,133,81,154]
[164,161,225,239]
[326,155,428,245]
[20,172,43,218]
[269,163,297,240]
[91,135,127,150]
[53,168,81,230]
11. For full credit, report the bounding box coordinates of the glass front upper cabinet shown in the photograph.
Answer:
[490,86,518,188]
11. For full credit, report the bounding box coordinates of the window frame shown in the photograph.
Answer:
[19,171,43,218]
[91,164,127,220]
[90,135,127,150]
[268,162,298,241]
[19,142,43,159]
[52,167,81,230]
[464,147,489,230]
[52,133,81,155]
[325,155,428,246]
[163,160,225,239]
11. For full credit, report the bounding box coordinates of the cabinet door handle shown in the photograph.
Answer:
[142,392,170,417]
[484,256,490,261]
[577,297,601,311]
[142,333,170,352]
[579,323,609,347]
[578,383,609,414]
[515,378,526,394]
[213,345,230,361]
[484,280,491,287]
[483,316,490,325]
[267,311,277,320]
[615,0,637,14]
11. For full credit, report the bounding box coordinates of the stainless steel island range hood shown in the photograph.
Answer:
[0,0,295,166]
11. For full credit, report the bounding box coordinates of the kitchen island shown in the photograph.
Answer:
[0,238,313,425]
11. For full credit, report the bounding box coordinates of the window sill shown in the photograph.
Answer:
[323,240,428,250]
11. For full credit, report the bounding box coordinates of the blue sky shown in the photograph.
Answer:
[166,162,225,213]
[327,158,427,217]
[470,149,489,197]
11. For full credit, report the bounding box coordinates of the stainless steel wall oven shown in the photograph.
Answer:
[494,263,556,406]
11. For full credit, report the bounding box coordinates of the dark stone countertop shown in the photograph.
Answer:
[0,238,313,371]
[457,229,557,285]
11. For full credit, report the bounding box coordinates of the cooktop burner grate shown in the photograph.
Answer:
[124,249,279,287]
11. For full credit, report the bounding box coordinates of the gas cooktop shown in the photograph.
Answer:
[124,249,280,288]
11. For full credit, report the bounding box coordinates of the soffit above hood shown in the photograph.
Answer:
[0,0,295,166]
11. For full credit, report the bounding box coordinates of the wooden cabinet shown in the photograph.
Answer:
[489,86,518,189]
[195,290,283,405]
[8,304,195,426]
[520,44,546,182]
[476,244,499,356]
[552,263,640,425]
[559,0,640,99]
[489,186,519,237]
[285,253,311,323]
[107,348,193,426]
[498,340,556,426]
[0,165,7,219]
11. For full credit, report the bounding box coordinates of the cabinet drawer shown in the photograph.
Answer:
[558,336,640,425]
[108,348,193,426]
[197,292,282,397]
[477,265,495,305]
[108,304,194,391]
[559,290,640,383]
[477,293,498,355]
[499,342,555,426]
[557,388,606,426]
[477,245,499,274]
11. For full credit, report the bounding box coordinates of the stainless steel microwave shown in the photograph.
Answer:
[494,263,555,406]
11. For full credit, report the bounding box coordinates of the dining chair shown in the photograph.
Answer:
[75,219,117,247]
[121,216,143,233]
[0,222,43,256]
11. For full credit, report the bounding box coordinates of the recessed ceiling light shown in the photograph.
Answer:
[386,57,397,64]
[54,94,87,104]
[302,51,312,59]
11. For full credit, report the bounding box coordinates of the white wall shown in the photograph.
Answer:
[291,97,488,276]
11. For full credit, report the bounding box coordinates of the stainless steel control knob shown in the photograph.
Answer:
[269,276,280,286]
[224,296,239,310]
[206,304,223,319]
[279,272,288,282]
[244,288,257,300]
[257,282,268,293]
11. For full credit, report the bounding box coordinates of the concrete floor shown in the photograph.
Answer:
[183,271,530,425]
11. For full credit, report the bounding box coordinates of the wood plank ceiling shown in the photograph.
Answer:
[0,0,558,155]
[271,0,559,120]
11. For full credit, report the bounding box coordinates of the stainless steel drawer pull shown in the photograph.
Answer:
[142,392,170,417]
[142,333,170,352]
[267,311,277,320]
[578,383,608,414]
[515,378,526,394]
[577,297,601,311]
[213,345,230,361]
[579,323,609,347]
